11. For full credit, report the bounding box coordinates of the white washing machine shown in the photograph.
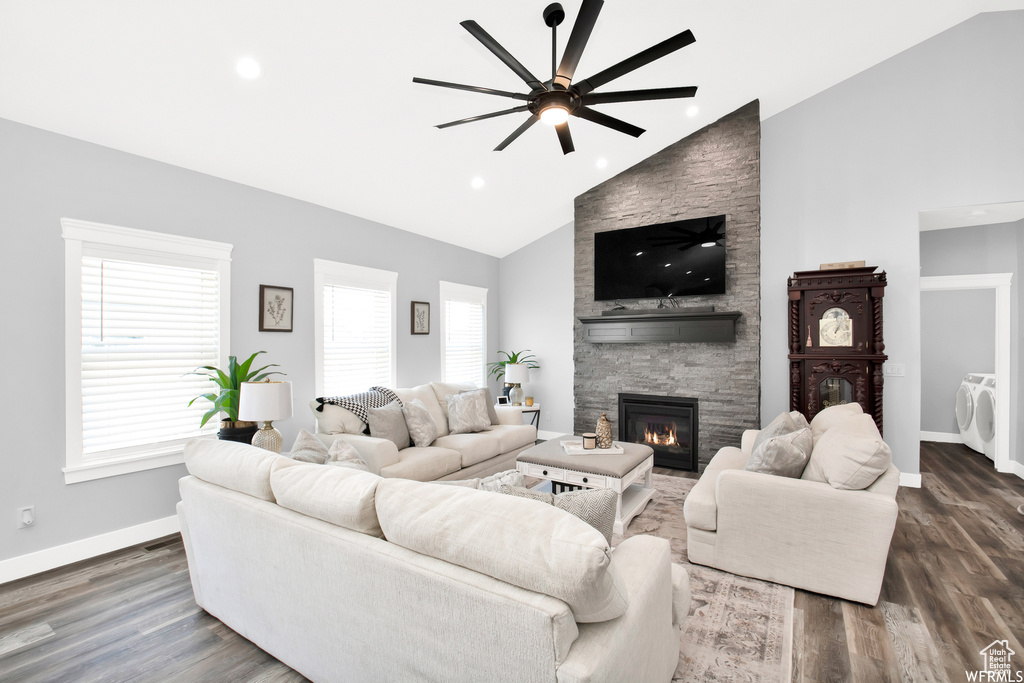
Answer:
[977,376,997,461]
[955,373,994,453]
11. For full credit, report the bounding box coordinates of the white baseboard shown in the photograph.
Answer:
[899,472,922,488]
[537,429,563,441]
[1010,460,1024,481]
[0,515,180,586]
[920,431,963,444]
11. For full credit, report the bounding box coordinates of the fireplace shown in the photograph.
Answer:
[618,394,698,471]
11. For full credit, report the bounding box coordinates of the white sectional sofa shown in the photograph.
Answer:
[178,439,690,683]
[309,382,537,482]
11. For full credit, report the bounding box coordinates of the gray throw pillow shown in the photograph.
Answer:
[461,387,500,425]
[326,438,370,471]
[402,398,439,448]
[745,427,812,478]
[499,485,618,544]
[289,429,330,464]
[446,391,491,434]
[367,401,411,450]
[752,411,799,453]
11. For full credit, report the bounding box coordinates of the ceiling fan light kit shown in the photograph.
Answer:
[413,0,698,155]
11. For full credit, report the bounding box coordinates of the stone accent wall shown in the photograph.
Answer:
[573,101,761,469]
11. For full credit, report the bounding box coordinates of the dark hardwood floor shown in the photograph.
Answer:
[1,442,1022,682]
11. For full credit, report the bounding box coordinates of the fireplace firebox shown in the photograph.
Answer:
[618,394,697,471]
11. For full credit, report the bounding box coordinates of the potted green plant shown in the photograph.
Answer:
[486,350,540,399]
[189,351,285,443]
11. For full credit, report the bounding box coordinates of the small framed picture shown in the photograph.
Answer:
[411,301,430,335]
[259,285,293,332]
[496,395,510,406]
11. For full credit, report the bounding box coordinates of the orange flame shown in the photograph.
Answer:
[643,424,677,446]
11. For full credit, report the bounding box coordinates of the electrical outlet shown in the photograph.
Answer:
[545,413,551,422]
[17,506,34,529]
[883,363,906,377]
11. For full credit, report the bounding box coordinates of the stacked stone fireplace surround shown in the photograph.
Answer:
[573,101,761,470]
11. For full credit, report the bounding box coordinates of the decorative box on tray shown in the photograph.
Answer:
[560,439,625,456]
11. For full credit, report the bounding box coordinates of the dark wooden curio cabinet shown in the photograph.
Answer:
[788,267,887,434]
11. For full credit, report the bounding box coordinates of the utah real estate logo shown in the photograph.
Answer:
[967,640,1021,682]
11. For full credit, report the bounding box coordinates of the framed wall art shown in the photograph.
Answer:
[260,285,294,332]
[411,301,430,335]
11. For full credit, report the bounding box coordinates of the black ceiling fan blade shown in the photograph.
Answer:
[494,115,539,151]
[573,106,645,137]
[555,122,575,155]
[412,77,531,101]
[460,20,545,91]
[575,29,695,95]
[583,86,697,105]
[553,0,604,90]
[436,105,530,129]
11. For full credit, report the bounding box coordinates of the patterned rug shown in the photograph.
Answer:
[613,474,794,683]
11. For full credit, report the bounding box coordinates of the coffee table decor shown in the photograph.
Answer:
[517,435,655,535]
[560,438,624,455]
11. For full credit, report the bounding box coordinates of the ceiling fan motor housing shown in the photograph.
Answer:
[531,89,578,117]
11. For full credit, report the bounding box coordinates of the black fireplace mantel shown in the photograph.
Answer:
[579,310,741,343]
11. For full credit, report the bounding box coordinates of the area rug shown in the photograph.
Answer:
[613,473,794,683]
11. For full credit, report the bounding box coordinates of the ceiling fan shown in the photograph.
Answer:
[413,0,698,155]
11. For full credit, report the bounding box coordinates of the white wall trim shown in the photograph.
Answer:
[899,472,922,488]
[537,429,563,441]
[1010,460,1024,481]
[0,515,180,586]
[920,273,1013,474]
[920,431,964,444]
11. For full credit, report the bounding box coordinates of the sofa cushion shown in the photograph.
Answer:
[367,401,411,450]
[433,430,502,468]
[429,381,477,434]
[308,399,365,435]
[804,413,892,490]
[402,398,439,448]
[184,439,295,501]
[270,462,383,537]
[378,446,462,481]
[499,486,618,544]
[809,402,863,446]
[446,390,492,435]
[375,478,628,623]
[488,424,537,453]
[745,427,812,478]
[682,446,748,531]
[396,384,450,437]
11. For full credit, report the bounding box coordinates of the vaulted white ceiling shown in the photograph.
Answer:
[2,1,1021,257]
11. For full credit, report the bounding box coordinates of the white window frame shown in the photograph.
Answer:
[313,259,398,397]
[62,218,232,484]
[439,281,488,388]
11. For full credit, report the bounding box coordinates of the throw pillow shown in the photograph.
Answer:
[446,391,491,434]
[809,402,864,446]
[789,411,810,431]
[289,429,330,464]
[752,412,799,453]
[366,401,411,450]
[478,469,525,492]
[461,387,500,425]
[499,485,618,544]
[327,438,370,472]
[402,398,439,448]
[805,413,892,490]
[745,427,812,478]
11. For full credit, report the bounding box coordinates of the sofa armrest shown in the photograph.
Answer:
[319,433,400,475]
[740,429,759,456]
[495,405,523,426]
[670,563,691,629]
[557,535,678,683]
[714,469,898,604]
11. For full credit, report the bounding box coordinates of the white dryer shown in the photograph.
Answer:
[976,376,997,461]
[955,373,993,453]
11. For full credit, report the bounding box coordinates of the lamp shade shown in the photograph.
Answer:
[239,381,293,422]
[504,363,529,384]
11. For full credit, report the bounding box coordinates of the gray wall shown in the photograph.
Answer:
[498,222,575,436]
[0,117,500,563]
[573,102,762,469]
[760,10,1024,476]
[919,221,1021,458]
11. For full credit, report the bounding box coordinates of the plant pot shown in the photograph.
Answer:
[218,421,258,444]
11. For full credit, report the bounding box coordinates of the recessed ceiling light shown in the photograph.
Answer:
[704,277,710,281]
[664,263,671,268]
[968,209,988,217]
[236,57,262,80]
[596,158,609,169]
[686,105,699,117]
[635,251,643,256]
[686,271,692,275]
[470,176,485,189]
[701,241,716,247]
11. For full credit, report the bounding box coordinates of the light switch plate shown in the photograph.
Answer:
[883,363,906,377]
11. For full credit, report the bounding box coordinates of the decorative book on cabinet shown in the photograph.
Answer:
[788,266,887,434]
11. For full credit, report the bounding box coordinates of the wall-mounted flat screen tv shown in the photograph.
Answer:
[594,215,726,301]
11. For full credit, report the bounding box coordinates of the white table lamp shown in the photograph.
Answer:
[505,363,529,406]
[239,380,293,453]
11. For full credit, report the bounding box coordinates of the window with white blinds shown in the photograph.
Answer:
[63,219,232,484]
[440,281,487,387]
[314,260,397,397]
